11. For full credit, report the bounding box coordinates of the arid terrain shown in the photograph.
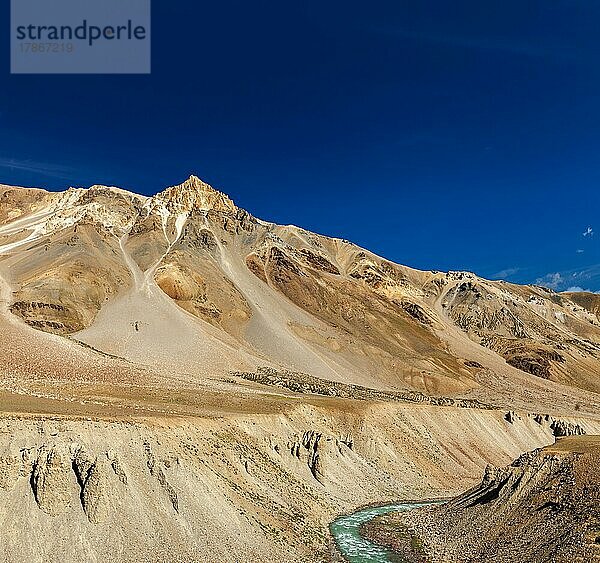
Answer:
[364,435,600,562]
[0,176,599,561]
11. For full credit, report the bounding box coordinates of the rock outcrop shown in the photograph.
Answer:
[365,436,600,563]
[144,441,178,513]
[73,446,124,524]
[31,445,74,515]
[2,442,131,523]
[531,413,586,437]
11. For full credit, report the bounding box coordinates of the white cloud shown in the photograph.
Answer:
[565,286,586,292]
[0,157,73,179]
[491,267,519,280]
[583,226,593,237]
[536,272,564,290]
[576,249,584,253]
[536,264,600,292]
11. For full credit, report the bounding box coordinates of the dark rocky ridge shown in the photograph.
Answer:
[363,436,600,563]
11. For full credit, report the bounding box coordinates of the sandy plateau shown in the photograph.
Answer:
[0,177,598,561]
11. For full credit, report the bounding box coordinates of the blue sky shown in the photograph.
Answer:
[1,1,599,291]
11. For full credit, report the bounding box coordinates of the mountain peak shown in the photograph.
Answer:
[148,175,237,214]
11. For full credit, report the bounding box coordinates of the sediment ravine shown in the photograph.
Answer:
[0,404,597,562]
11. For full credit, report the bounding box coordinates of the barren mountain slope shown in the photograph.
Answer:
[564,290,600,321]
[1,176,600,399]
[365,435,600,562]
[0,177,599,562]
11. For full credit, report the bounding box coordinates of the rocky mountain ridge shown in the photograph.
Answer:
[1,176,600,401]
[0,175,599,561]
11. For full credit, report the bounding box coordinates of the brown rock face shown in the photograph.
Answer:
[147,175,237,215]
[31,446,75,515]
[7,441,130,524]
[80,458,113,524]
[366,436,600,563]
[155,262,205,301]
